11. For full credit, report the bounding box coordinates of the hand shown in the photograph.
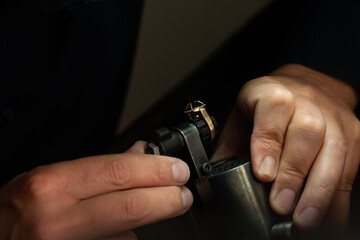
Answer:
[213,64,360,230]
[0,141,193,240]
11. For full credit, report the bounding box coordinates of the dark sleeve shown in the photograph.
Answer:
[0,0,143,185]
[283,0,360,89]
[34,0,105,12]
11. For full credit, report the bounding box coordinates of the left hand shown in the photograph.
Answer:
[0,141,192,240]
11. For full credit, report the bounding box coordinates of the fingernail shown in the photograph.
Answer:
[181,187,193,208]
[274,188,296,214]
[259,156,276,179]
[172,161,190,183]
[296,207,320,229]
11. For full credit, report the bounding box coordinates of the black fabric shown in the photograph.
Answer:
[34,0,88,12]
[34,0,105,12]
[283,0,360,90]
[0,0,143,185]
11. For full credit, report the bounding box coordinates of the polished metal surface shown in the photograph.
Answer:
[146,142,160,155]
[270,222,298,240]
[197,161,275,240]
[174,122,209,178]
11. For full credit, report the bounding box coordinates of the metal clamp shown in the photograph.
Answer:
[174,122,210,178]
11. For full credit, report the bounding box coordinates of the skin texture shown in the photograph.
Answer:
[0,141,193,240]
[213,64,360,231]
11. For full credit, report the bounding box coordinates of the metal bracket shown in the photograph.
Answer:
[174,122,210,178]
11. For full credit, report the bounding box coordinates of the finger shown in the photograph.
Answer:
[68,186,193,239]
[269,97,326,215]
[242,78,295,182]
[97,231,137,240]
[323,186,351,231]
[292,128,346,230]
[322,125,360,230]
[125,141,147,154]
[49,154,190,200]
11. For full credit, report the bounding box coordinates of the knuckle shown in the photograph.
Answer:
[280,164,308,183]
[254,76,279,85]
[121,192,147,221]
[166,186,183,212]
[337,179,353,194]
[153,186,185,218]
[252,75,273,83]
[328,138,348,158]
[153,162,171,183]
[252,133,283,155]
[313,181,336,201]
[267,86,295,109]
[291,113,326,138]
[241,76,271,91]
[290,97,326,137]
[107,158,131,187]
[10,171,65,240]
[240,76,294,110]
[299,84,318,100]
[23,168,57,201]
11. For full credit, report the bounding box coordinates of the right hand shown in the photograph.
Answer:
[213,64,360,231]
[0,141,193,240]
